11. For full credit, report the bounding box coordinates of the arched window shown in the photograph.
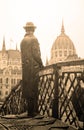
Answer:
[64,51,67,56]
[11,78,16,84]
[0,91,1,95]
[6,78,8,84]
[5,91,8,95]
[59,51,62,57]
[0,78,2,83]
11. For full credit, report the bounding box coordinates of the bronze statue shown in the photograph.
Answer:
[20,22,43,117]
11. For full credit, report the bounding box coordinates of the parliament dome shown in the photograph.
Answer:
[49,22,77,64]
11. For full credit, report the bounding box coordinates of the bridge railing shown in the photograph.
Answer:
[0,80,27,115]
[57,60,84,128]
[0,59,84,128]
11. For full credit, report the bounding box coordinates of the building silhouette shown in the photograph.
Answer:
[0,37,22,101]
[49,22,80,65]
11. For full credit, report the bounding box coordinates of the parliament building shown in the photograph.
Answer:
[0,37,22,100]
[0,22,83,100]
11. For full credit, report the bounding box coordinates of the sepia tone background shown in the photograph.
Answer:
[0,0,84,65]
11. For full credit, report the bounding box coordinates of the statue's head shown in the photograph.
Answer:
[23,22,36,34]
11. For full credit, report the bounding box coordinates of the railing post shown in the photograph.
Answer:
[52,66,59,119]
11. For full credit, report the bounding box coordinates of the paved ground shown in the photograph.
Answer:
[0,115,78,130]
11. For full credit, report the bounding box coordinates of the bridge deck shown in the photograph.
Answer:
[0,115,77,130]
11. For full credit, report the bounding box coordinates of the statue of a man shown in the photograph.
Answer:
[20,22,43,117]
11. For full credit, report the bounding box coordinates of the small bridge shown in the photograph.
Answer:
[0,59,84,129]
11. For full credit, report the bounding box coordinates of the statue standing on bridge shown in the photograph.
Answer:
[20,22,43,117]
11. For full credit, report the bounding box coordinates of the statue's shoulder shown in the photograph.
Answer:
[21,36,31,47]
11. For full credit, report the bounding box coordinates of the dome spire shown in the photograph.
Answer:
[61,20,65,34]
[2,35,6,53]
[16,43,18,50]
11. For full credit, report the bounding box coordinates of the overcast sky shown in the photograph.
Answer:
[0,0,84,64]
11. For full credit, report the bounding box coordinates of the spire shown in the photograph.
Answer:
[16,44,18,50]
[10,38,13,50]
[2,36,6,53]
[61,20,65,34]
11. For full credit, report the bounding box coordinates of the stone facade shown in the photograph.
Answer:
[0,38,22,100]
[49,22,79,65]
